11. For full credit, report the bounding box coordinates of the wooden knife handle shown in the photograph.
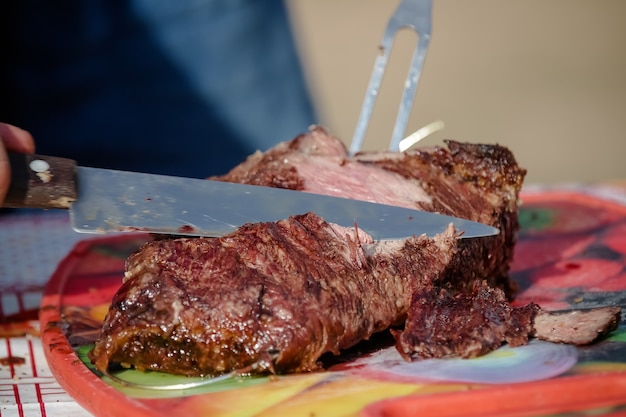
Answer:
[3,153,77,209]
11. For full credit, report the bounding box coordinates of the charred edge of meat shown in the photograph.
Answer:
[444,140,528,191]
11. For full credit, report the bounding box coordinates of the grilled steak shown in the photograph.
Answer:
[89,126,620,376]
[89,215,459,375]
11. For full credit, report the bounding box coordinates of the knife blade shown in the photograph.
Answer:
[3,153,498,241]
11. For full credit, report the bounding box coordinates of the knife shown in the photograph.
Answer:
[3,153,498,241]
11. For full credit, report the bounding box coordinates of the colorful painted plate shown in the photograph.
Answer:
[40,191,626,417]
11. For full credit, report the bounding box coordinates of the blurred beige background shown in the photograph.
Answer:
[286,0,626,184]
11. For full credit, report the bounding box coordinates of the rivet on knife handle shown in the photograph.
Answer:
[4,152,77,209]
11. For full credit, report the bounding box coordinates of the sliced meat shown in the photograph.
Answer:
[393,280,539,360]
[533,307,621,345]
[395,287,621,360]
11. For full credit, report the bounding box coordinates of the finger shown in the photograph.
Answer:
[0,123,35,154]
[0,140,11,205]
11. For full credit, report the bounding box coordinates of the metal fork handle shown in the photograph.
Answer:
[349,0,432,155]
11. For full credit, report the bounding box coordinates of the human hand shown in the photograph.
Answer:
[0,123,36,205]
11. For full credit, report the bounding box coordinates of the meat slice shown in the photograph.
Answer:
[89,214,459,376]
[394,283,620,360]
[393,281,540,360]
[533,307,621,345]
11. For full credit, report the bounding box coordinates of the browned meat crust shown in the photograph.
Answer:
[89,214,458,376]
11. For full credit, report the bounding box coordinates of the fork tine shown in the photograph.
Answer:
[349,23,395,155]
[389,31,431,152]
[349,0,432,155]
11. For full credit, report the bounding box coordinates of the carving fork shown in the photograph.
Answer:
[349,0,432,155]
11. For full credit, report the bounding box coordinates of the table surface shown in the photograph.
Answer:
[1,182,626,417]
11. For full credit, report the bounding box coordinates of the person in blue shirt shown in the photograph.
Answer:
[0,1,317,178]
